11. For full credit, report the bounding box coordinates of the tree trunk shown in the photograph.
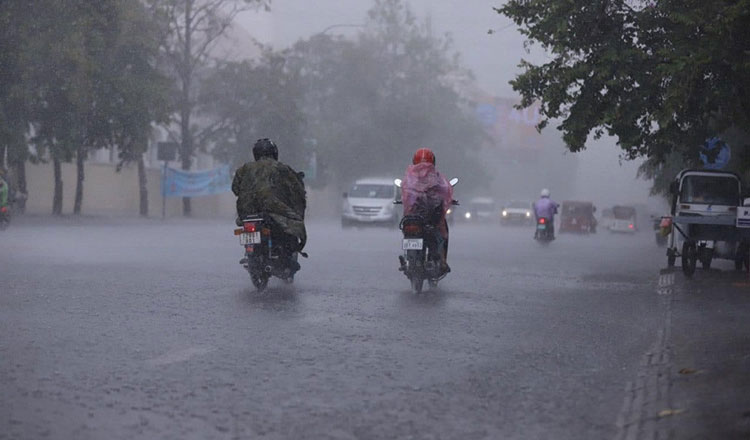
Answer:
[73,146,85,215]
[13,159,27,214]
[137,154,148,217]
[52,157,63,215]
[180,0,193,217]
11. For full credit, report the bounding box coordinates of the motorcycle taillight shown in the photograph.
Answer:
[0,206,6,213]
[538,218,546,224]
[243,222,258,233]
[403,224,422,235]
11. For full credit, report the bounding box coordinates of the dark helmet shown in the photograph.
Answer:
[253,138,278,161]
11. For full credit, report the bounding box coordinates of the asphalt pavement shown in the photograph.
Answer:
[1,217,748,439]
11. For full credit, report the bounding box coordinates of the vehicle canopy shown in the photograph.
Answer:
[561,201,595,216]
[613,205,637,220]
[671,169,742,213]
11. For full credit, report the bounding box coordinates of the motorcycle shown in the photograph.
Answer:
[0,205,10,231]
[394,177,459,293]
[234,216,302,291]
[534,217,554,244]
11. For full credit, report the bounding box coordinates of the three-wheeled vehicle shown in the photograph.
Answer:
[665,169,748,276]
[559,201,597,234]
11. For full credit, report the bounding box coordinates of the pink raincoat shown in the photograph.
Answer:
[402,162,453,238]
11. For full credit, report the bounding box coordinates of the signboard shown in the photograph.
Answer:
[700,137,731,170]
[737,206,750,229]
[157,142,178,162]
[163,165,232,198]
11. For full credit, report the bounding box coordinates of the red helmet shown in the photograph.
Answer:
[412,148,435,165]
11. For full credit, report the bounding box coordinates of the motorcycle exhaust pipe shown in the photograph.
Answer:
[264,265,273,273]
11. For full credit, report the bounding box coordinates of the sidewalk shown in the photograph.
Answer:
[661,269,750,439]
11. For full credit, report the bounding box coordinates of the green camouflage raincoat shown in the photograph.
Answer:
[232,158,307,250]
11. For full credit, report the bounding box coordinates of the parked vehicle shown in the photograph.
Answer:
[234,216,303,291]
[341,178,400,228]
[559,201,597,233]
[665,169,745,276]
[394,177,459,293]
[609,205,637,233]
[501,200,533,225]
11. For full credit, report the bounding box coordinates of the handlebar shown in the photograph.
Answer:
[451,200,459,206]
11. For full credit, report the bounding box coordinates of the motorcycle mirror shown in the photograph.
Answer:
[394,178,402,188]
[449,177,459,186]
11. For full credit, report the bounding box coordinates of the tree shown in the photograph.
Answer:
[146,0,270,216]
[496,0,750,174]
[200,52,306,170]
[110,3,173,217]
[286,0,486,188]
[0,1,35,212]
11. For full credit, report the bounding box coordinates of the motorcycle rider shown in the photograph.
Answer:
[0,174,9,214]
[401,148,453,273]
[533,188,559,238]
[232,139,307,266]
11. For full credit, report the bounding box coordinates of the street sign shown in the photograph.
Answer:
[157,142,178,162]
[700,137,731,170]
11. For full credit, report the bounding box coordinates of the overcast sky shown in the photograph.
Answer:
[236,1,661,209]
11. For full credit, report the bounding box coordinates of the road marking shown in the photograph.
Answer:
[657,273,675,295]
[146,347,213,366]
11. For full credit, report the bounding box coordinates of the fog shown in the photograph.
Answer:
[236,0,659,212]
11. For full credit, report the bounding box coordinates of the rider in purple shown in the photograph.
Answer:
[533,188,559,235]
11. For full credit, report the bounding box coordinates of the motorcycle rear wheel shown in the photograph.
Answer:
[251,273,269,291]
[411,276,424,293]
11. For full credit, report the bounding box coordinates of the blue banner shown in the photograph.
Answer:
[163,165,232,197]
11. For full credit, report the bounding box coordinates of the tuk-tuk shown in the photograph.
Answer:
[666,169,744,275]
[559,201,597,233]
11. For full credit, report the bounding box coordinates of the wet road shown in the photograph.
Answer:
[1,219,748,439]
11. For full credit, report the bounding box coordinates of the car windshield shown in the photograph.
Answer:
[507,201,529,209]
[471,202,495,211]
[349,184,394,199]
[680,175,739,206]
[613,206,636,219]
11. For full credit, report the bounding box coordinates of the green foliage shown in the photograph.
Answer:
[497,0,750,168]
[200,53,306,170]
[285,0,486,187]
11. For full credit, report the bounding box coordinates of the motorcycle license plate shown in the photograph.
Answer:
[537,224,547,230]
[402,238,423,250]
[239,232,261,245]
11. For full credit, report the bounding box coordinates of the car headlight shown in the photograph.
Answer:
[465,212,472,219]
[526,211,531,217]
[502,210,508,217]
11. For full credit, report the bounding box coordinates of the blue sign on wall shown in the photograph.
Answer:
[163,165,232,197]
[700,137,731,170]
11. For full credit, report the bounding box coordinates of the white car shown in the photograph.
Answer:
[341,178,400,228]
[501,200,534,225]
[609,205,637,233]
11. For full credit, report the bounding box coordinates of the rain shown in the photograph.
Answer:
[1,1,749,439]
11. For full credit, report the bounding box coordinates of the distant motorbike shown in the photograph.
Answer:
[534,217,554,244]
[234,216,302,291]
[394,177,459,293]
[0,205,10,230]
